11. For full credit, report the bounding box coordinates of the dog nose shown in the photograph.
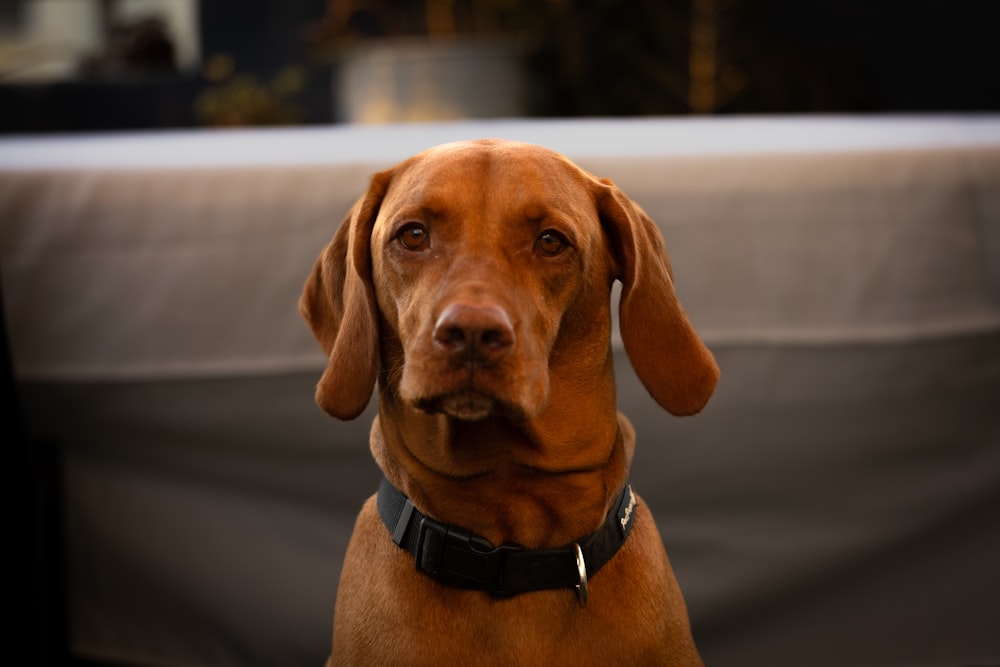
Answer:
[433,303,514,367]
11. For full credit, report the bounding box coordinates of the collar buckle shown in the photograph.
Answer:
[414,515,523,597]
[572,543,589,608]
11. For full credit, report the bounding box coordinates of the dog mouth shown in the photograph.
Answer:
[416,390,524,422]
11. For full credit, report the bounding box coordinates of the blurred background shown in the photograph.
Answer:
[1,0,998,133]
[4,3,999,667]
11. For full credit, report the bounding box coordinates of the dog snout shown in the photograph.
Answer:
[433,303,514,367]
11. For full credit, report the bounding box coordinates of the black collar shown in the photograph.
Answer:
[376,476,637,606]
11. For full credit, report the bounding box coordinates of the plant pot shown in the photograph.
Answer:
[333,36,524,123]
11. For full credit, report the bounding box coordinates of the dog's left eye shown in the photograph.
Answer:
[535,230,569,257]
[397,223,429,251]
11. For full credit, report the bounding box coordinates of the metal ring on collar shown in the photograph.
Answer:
[573,543,588,608]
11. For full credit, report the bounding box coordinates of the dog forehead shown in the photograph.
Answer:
[381,139,595,218]
[418,138,566,166]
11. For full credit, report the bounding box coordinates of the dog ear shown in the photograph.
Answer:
[299,172,391,420]
[596,179,719,416]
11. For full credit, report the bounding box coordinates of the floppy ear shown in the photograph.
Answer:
[596,179,719,416]
[299,172,391,419]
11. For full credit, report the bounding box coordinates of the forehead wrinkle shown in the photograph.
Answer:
[393,150,492,207]
[382,142,596,238]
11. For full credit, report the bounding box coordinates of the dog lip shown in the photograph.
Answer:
[415,390,495,421]
[415,389,529,423]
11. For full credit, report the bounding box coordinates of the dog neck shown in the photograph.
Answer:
[368,402,635,550]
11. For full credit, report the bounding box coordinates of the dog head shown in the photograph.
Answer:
[300,139,718,427]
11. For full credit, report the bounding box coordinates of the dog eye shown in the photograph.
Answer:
[535,230,569,257]
[397,223,429,251]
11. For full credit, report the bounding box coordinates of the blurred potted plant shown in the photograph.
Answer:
[194,54,308,127]
[308,0,533,123]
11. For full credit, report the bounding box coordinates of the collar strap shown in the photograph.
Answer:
[376,476,637,604]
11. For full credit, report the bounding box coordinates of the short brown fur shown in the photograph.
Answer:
[300,139,718,666]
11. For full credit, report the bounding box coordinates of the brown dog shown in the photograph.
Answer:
[300,139,718,666]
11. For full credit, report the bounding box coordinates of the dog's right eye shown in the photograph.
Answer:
[397,223,429,251]
[535,230,569,257]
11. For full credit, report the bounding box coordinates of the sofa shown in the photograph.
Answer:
[2,116,998,666]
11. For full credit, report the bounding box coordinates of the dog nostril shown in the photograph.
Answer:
[435,326,468,349]
[481,329,509,349]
